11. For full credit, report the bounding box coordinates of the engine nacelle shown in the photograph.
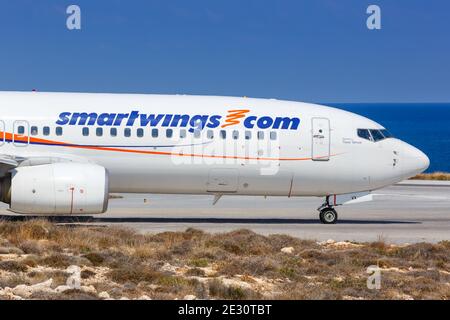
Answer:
[1,163,109,215]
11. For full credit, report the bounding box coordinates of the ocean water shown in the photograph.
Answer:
[328,103,450,173]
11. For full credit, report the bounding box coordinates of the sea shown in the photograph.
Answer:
[327,103,450,173]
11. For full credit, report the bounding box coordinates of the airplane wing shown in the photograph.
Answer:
[0,155,22,177]
[0,155,20,167]
[0,154,91,178]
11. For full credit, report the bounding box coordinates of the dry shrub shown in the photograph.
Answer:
[170,241,193,256]
[18,240,44,255]
[21,255,39,268]
[185,268,206,277]
[411,172,450,181]
[0,260,28,272]
[189,248,231,264]
[81,270,96,279]
[189,258,209,268]
[108,264,163,284]
[82,252,106,266]
[208,279,260,300]
[218,256,279,277]
[0,275,31,289]
[83,250,133,268]
[132,245,156,260]
[39,253,91,268]
[391,243,449,265]
[206,229,275,256]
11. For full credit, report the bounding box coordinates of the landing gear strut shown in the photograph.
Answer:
[318,196,338,224]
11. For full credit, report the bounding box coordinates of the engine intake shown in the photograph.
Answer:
[0,163,109,215]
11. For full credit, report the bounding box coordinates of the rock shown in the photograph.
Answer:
[11,279,53,298]
[0,288,23,300]
[183,295,197,300]
[32,279,53,290]
[99,291,110,299]
[161,263,177,273]
[123,282,137,291]
[12,285,32,298]
[109,287,123,297]
[0,247,24,255]
[55,285,72,293]
[326,239,335,244]
[120,297,130,300]
[138,295,152,300]
[80,285,97,294]
[281,247,295,254]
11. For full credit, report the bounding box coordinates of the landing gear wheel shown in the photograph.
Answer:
[319,208,338,224]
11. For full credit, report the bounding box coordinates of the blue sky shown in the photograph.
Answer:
[0,0,449,103]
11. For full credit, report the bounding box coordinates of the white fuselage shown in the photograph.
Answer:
[0,92,429,198]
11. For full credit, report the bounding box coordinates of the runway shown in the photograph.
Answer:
[1,181,449,244]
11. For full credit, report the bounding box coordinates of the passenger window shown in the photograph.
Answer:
[137,128,144,138]
[220,130,227,139]
[152,129,158,138]
[232,131,239,140]
[110,128,117,137]
[56,127,63,136]
[370,129,384,142]
[270,131,277,140]
[43,127,50,136]
[194,129,201,139]
[124,128,131,137]
[245,131,252,140]
[166,129,173,138]
[18,126,25,135]
[82,127,89,136]
[207,130,214,139]
[31,126,38,136]
[357,129,372,141]
[96,128,103,137]
[257,131,264,140]
[180,129,187,139]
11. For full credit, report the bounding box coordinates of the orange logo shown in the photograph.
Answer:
[221,109,250,128]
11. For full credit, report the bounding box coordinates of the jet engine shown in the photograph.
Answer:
[0,163,109,215]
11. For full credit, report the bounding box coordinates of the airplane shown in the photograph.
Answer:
[0,91,429,224]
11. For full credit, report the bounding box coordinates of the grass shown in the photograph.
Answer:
[0,220,449,300]
[411,172,450,181]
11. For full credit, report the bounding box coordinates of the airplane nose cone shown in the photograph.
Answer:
[402,144,430,177]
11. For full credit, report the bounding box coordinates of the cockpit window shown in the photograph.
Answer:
[357,129,372,141]
[370,129,384,142]
[357,128,394,142]
[380,129,393,139]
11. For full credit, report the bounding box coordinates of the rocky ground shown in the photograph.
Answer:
[0,220,449,300]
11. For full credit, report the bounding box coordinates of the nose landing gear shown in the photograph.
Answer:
[318,196,338,224]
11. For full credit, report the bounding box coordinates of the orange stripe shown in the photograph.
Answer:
[3,131,340,161]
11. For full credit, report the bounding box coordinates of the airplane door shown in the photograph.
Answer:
[312,118,330,161]
[13,120,30,147]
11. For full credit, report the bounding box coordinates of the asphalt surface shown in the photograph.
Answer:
[1,181,449,244]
